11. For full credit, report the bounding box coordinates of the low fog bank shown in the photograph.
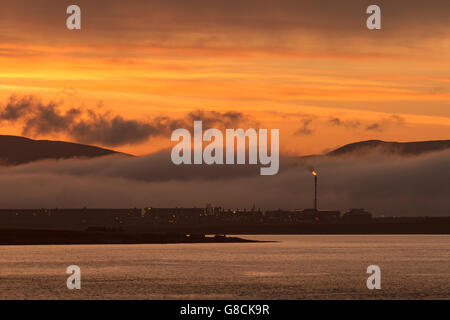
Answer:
[0,149,449,217]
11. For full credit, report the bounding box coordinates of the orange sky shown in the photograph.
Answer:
[0,0,449,155]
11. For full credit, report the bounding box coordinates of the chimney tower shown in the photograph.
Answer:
[312,171,318,211]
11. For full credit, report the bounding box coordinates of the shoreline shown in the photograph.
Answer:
[0,227,449,246]
[0,229,266,246]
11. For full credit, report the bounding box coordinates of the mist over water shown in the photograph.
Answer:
[0,149,449,216]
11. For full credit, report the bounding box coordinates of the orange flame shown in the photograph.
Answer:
[312,171,317,176]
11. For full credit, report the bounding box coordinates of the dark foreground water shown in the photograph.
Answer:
[0,235,448,299]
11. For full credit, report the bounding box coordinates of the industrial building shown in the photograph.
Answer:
[0,169,374,231]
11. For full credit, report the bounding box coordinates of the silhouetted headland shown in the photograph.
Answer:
[0,135,132,165]
[0,228,262,245]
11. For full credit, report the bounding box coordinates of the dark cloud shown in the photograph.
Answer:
[365,123,382,132]
[328,117,361,129]
[328,115,407,133]
[0,95,36,120]
[294,118,314,136]
[0,95,247,147]
[390,114,405,124]
[329,117,341,126]
[24,105,81,136]
[187,110,247,128]
[69,115,165,146]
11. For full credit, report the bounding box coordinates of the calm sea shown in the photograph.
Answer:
[0,235,448,299]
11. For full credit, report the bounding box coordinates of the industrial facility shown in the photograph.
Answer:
[0,170,374,231]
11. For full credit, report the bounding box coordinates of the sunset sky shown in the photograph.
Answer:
[0,0,449,156]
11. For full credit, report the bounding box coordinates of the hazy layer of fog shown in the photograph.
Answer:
[0,149,448,217]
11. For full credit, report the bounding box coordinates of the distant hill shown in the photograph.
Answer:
[1,135,449,167]
[282,139,450,167]
[0,135,130,165]
[328,139,450,157]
